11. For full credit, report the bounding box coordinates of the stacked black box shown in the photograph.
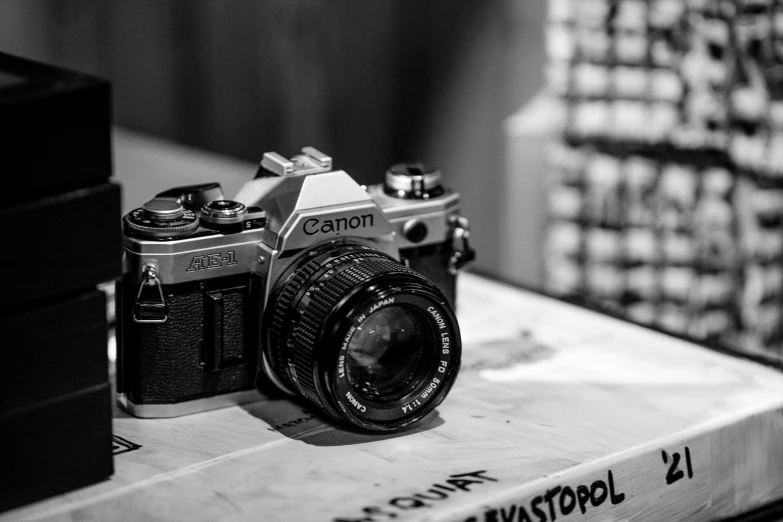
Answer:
[0,53,119,511]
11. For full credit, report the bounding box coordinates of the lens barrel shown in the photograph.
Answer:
[263,243,461,432]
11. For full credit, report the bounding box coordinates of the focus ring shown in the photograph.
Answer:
[286,259,423,408]
[267,251,389,399]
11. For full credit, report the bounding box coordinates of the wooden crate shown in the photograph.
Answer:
[3,274,783,521]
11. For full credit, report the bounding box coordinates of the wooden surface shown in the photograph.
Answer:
[4,275,783,521]
[5,131,783,521]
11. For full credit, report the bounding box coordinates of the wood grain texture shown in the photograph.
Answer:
[3,274,783,521]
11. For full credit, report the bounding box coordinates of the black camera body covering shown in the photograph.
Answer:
[117,148,475,431]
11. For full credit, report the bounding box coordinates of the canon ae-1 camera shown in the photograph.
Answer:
[117,147,475,431]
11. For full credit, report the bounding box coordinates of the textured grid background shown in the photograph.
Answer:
[544,0,783,361]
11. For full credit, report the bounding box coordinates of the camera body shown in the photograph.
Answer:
[117,148,474,430]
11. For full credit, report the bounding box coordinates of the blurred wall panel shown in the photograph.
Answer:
[0,0,545,281]
[399,1,547,279]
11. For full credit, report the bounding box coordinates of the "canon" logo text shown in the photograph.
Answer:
[303,214,374,235]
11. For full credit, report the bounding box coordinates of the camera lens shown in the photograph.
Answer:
[345,305,432,401]
[262,242,461,432]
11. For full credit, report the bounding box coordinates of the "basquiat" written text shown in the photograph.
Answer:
[334,470,498,522]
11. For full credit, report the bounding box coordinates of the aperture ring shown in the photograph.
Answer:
[283,258,420,408]
[267,249,391,400]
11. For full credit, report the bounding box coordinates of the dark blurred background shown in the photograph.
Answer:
[0,0,547,278]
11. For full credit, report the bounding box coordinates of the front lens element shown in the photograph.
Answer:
[345,305,432,402]
[262,242,461,432]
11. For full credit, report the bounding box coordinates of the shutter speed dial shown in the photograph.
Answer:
[124,197,199,239]
[141,198,185,221]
